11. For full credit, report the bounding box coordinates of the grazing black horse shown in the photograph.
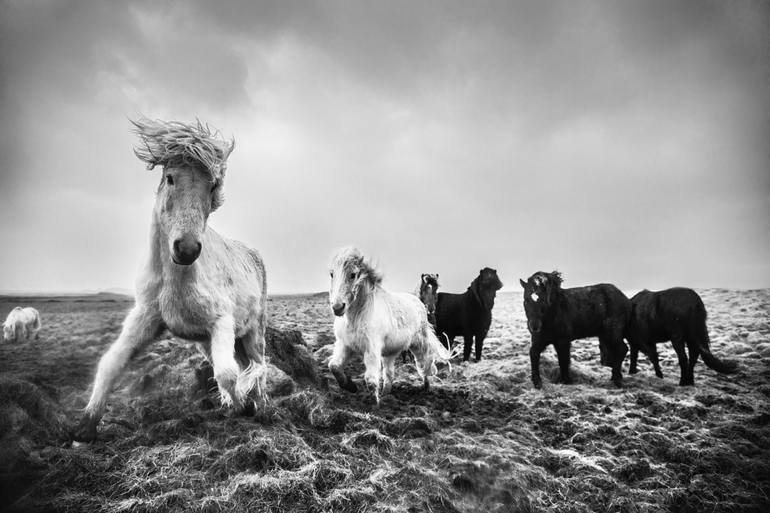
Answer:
[626,288,738,385]
[520,271,630,389]
[435,268,503,362]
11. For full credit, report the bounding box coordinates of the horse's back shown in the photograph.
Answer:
[630,287,704,342]
[561,283,630,338]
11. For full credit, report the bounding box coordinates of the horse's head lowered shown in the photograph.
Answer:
[520,270,563,333]
[329,246,383,317]
[419,273,440,322]
[132,118,234,266]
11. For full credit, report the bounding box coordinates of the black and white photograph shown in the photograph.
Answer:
[1,1,768,511]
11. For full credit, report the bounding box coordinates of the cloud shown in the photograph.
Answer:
[0,0,768,293]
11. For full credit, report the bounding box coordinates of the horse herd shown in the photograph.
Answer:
[1,119,738,446]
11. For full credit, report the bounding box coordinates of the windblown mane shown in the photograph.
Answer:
[131,118,235,179]
[132,118,235,210]
[333,246,384,285]
[532,270,562,289]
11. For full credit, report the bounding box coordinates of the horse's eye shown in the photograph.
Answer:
[330,271,334,278]
[166,175,174,186]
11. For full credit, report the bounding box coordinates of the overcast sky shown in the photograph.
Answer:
[1,0,768,295]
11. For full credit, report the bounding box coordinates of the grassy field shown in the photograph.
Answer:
[1,289,768,512]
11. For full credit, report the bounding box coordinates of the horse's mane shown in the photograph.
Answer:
[132,118,235,211]
[532,270,562,289]
[333,246,384,285]
[131,118,235,179]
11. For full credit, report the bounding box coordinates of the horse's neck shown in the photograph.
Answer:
[347,283,378,323]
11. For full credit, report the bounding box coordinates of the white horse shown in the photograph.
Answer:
[3,307,41,342]
[328,246,455,405]
[73,119,267,444]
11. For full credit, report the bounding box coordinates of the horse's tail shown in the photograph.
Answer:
[425,329,461,369]
[692,321,738,374]
[31,309,41,331]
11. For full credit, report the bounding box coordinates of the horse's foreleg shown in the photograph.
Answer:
[210,315,246,410]
[462,334,473,362]
[382,356,397,396]
[329,342,357,393]
[74,304,162,443]
[554,340,572,384]
[474,331,486,362]
[530,339,547,389]
[363,348,383,405]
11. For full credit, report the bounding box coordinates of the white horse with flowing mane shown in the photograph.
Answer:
[73,118,267,444]
[3,307,41,342]
[328,246,455,405]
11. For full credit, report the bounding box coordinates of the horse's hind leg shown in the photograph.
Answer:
[601,333,627,388]
[73,305,162,443]
[629,346,639,374]
[684,339,699,386]
[670,332,690,386]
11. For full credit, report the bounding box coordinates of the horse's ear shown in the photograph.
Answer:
[520,279,527,289]
[422,274,428,283]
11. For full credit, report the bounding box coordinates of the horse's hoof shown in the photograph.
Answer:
[71,440,92,450]
[343,381,358,393]
[629,368,639,375]
[612,379,623,388]
[532,380,542,390]
[655,371,664,379]
[240,401,256,417]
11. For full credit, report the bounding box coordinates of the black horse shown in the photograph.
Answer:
[626,288,738,385]
[435,267,503,362]
[520,271,630,389]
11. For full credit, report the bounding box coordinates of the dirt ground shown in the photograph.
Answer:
[1,289,768,512]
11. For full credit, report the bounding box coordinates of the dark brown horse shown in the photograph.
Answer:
[435,268,503,362]
[520,271,630,389]
[626,288,738,385]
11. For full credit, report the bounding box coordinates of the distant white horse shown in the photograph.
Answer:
[3,307,41,342]
[73,119,267,444]
[328,246,455,405]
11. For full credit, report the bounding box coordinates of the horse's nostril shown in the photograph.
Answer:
[172,237,202,265]
[332,303,346,316]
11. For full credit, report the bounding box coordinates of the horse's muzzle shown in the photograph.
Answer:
[528,320,542,334]
[332,303,346,317]
[172,237,202,265]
